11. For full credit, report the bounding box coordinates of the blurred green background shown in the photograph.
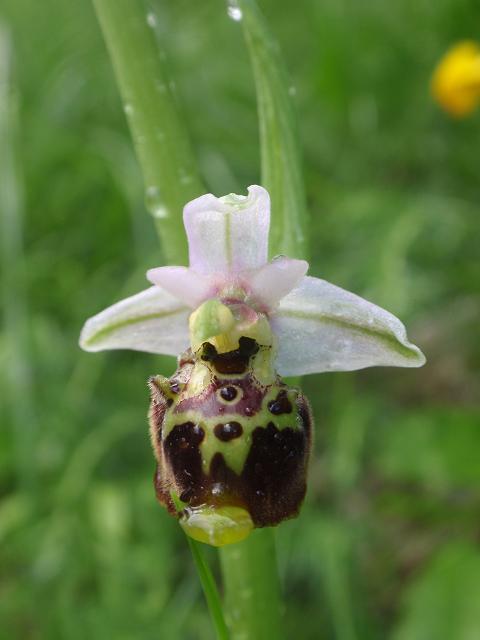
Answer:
[1,0,479,638]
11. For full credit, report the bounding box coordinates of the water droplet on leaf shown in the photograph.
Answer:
[146,186,169,219]
[146,12,157,28]
[227,2,243,21]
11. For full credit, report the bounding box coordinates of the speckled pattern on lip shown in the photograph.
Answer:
[80,185,425,546]
[148,336,313,534]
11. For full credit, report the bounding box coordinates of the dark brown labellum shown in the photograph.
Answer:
[148,336,313,538]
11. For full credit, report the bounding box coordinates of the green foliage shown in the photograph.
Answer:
[236,0,309,260]
[1,0,479,638]
[393,543,480,640]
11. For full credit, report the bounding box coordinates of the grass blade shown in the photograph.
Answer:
[187,538,230,640]
[234,0,309,260]
[92,0,205,263]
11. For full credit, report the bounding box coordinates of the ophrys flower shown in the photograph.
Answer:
[80,185,425,546]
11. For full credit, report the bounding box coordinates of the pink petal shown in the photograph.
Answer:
[246,256,309,311]
[146,266,214,308]
[183,185,270,275]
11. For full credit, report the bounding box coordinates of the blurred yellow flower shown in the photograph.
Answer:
[431,41,480,117]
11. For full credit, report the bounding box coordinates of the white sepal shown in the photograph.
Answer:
[271,276,426,375]
[80,286,190,356]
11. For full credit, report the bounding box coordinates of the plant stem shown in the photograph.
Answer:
[92,0,204,263]
[219,529,285,640]
[188,539,230,640]
[169,493,229,640]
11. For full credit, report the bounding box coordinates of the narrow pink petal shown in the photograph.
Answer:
[146,266,214,308]
[246,256,309,311]
[183,185,270,275]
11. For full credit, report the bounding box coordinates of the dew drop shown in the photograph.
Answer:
[152,206,168,219]
[146,12,157,28]
[227,2,243,21]
[288,85,297,96]
[123,103,134,116]
[145,186,169,219]
[146,185,160,201]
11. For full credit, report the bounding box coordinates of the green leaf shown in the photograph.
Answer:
[235,0,309,260]
[92,0,205,262]
[393,543,480,640]
[375,408,480,489]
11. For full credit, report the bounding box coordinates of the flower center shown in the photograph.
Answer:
[189,298,274,355]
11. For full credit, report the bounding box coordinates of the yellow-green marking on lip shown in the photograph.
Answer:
[180,505,254,547]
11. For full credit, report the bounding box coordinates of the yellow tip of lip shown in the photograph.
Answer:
[180,505,254,547]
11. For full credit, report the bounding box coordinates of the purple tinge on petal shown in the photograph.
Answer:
[246,256,309,311]
[147,266,214,308]
[183,185,270,275]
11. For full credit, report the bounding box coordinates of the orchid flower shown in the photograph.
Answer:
[79,185,425,547]
[80,185,424,373]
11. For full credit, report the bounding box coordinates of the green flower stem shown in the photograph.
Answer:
[187,538,230,640]
[219,529,285,640]
[170,493,229,640]
[92,0,204,264]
